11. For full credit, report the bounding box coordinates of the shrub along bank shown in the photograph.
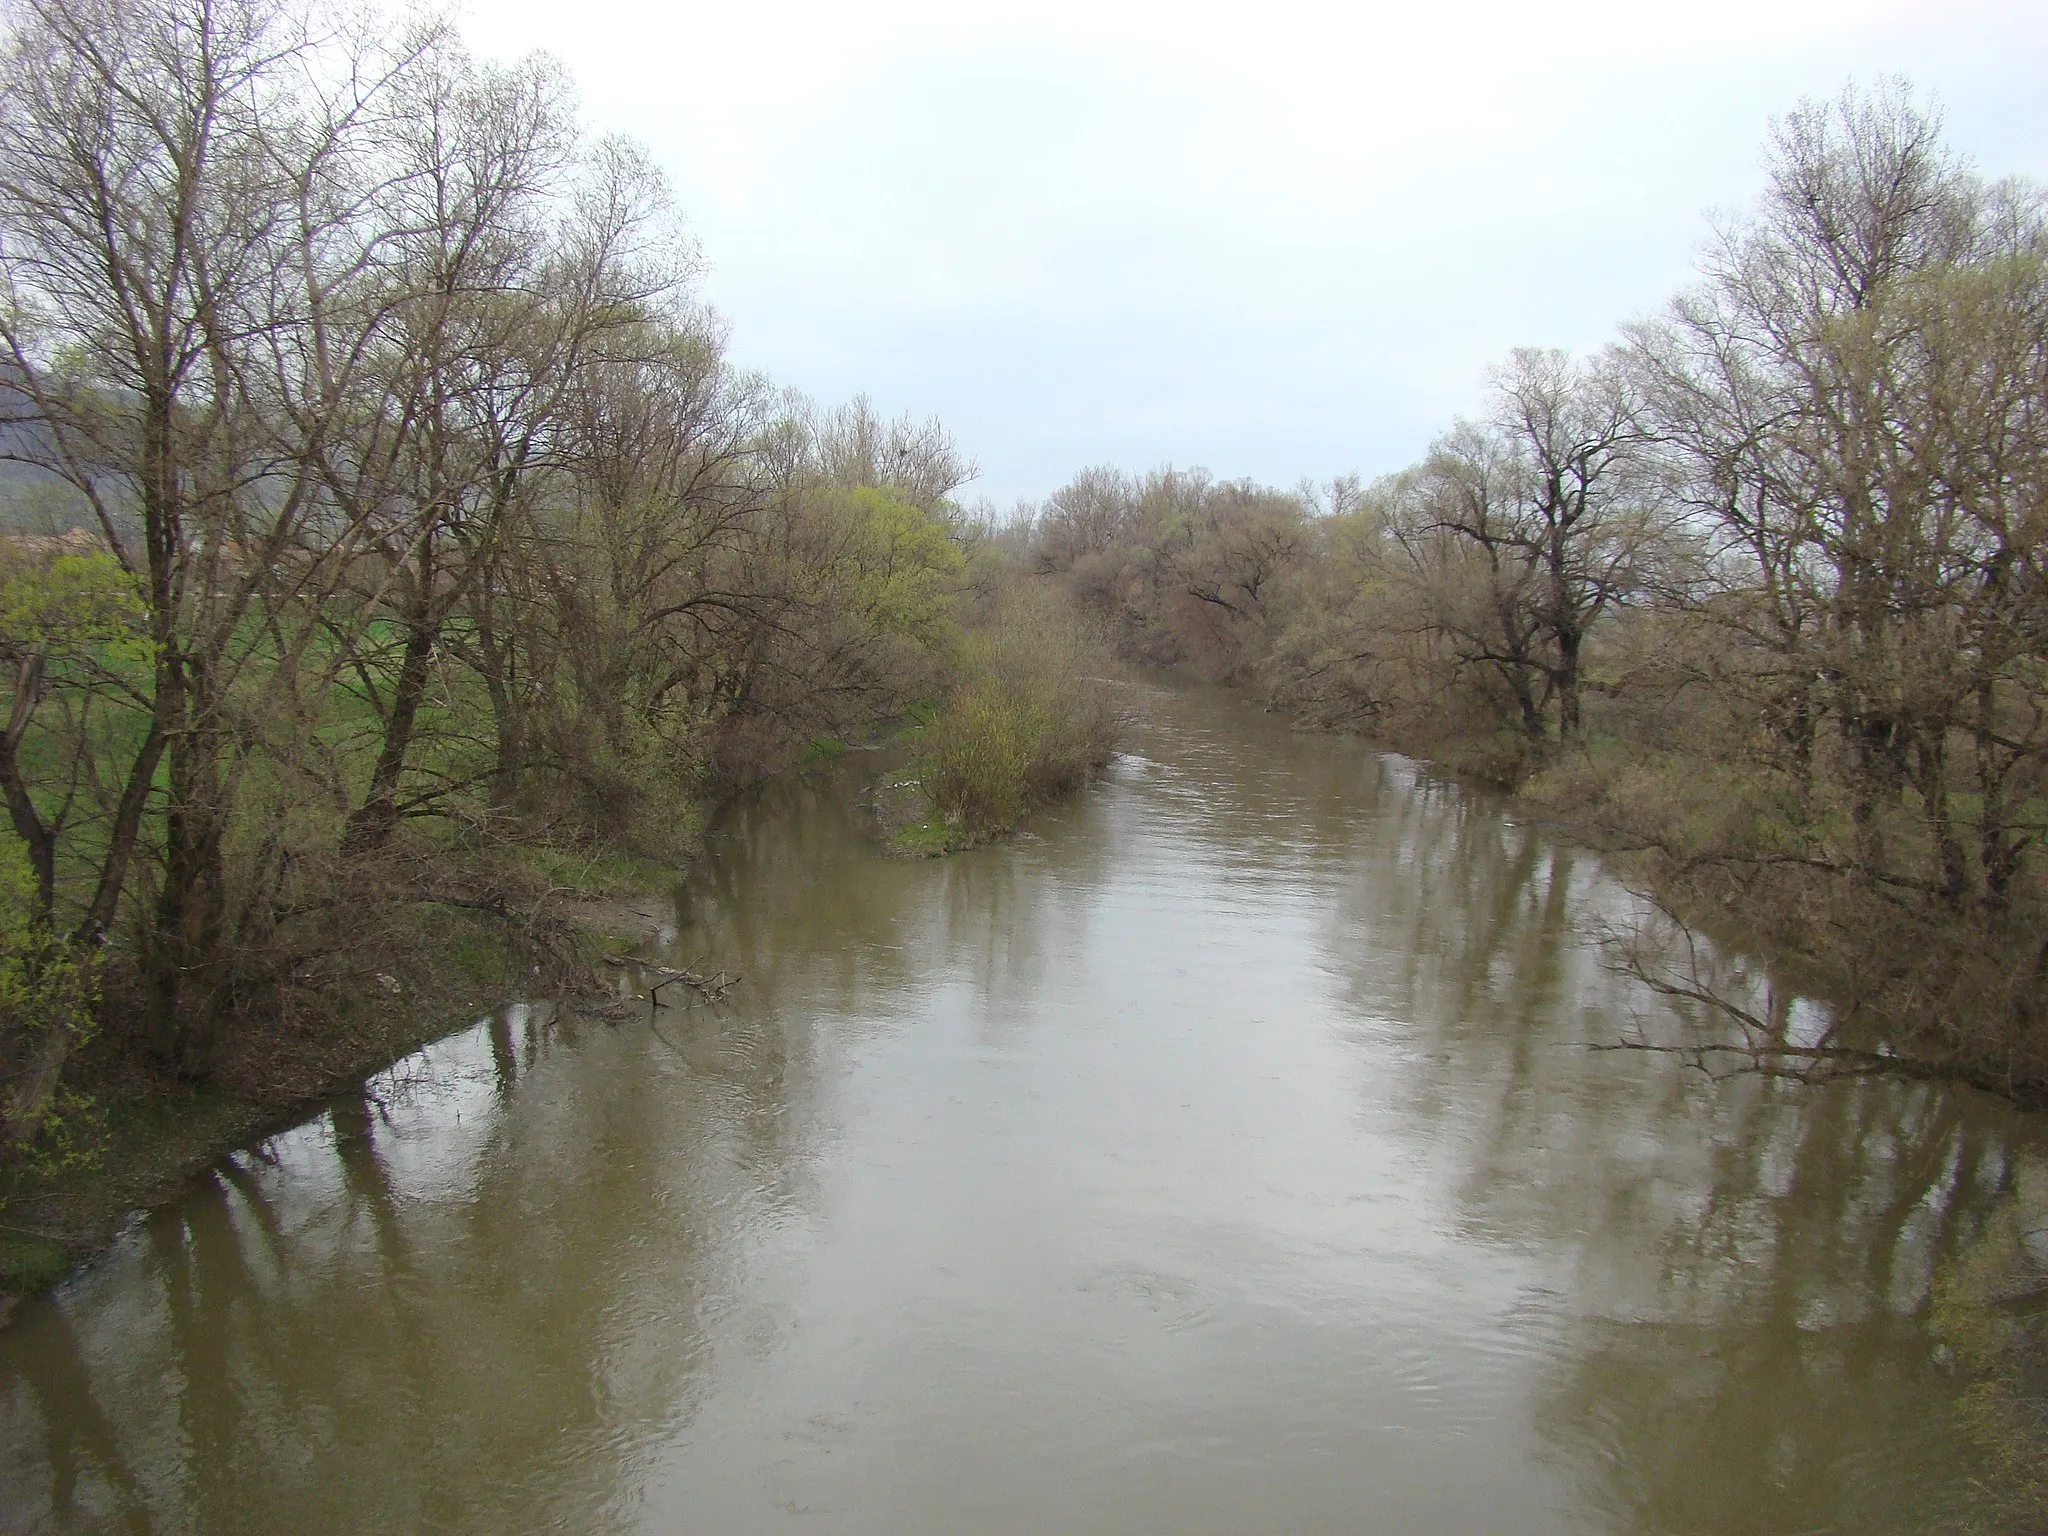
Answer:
[889,587,1125,855]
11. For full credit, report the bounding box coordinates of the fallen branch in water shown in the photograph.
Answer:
[602,955,743,1006]
[1585,1036,1916,1087]
[1584,905,1936,1088]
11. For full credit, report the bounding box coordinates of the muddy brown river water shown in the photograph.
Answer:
[0,679,2037,1534]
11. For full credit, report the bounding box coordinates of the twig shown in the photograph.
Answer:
[601,954,743,1005]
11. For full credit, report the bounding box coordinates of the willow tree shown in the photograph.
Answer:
[1389,349,1663,744]
[1633,80,2048,910]
[0,0,437,1066]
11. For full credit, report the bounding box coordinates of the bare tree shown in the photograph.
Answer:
[1392,349,1661,743]
[1633,79,2048,908]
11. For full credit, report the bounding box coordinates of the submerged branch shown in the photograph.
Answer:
[601,954,742,1005]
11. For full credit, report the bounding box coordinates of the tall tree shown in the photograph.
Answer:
[0,0,412,1064]
[1393,349,1660,742]
[1633,80,2048,906]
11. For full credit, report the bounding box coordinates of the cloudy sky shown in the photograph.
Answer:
[460,0,2048,507]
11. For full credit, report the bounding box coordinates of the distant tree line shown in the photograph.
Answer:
[0,0,985,1151]
[1018,84,2048,1096]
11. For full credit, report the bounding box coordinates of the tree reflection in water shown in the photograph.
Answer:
[1319,755,2026,1532]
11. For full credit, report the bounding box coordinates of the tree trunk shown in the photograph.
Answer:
[1555,627,1583,739]
[1974,677,2021,911]
[475,611,525,811]
[1912,726,1969,906]
[1514,674,1546,742]
[0,655,57,921]
[148,656,232,1073]
[343,612,440,855]
[1,1008,78,1148]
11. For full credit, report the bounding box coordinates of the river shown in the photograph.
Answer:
[0,679,2035,1534]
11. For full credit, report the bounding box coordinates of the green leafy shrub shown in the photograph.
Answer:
[914,585,1123,840]
[0,832,101,1174]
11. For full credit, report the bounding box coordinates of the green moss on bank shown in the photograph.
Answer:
[797,736,849,767]
[0,1233,69,1298]
[502,828,700,901]
[891,815,973,856]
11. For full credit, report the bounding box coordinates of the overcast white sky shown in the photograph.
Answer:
[459,0,2048,507]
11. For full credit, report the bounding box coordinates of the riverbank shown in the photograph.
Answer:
[0,931,506,1321]
[1230,673,2048,1109]
[0,691,1041,1317]
[0,855,680,1324]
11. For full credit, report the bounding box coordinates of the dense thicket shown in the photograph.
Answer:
[1025,85,2048,1097]
[0,0,980,1154]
